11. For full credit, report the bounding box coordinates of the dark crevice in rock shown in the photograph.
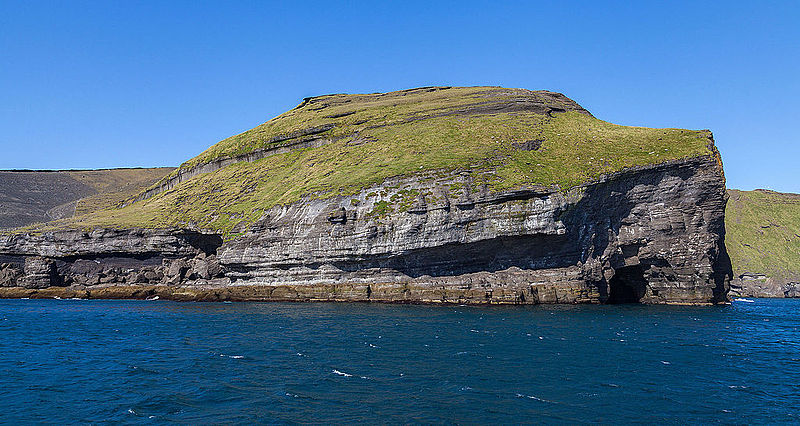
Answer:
[182,232,223,255]
[606,265,648,304]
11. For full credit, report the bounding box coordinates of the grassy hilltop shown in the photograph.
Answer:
[725,189,800,281]
[16,86,715,236]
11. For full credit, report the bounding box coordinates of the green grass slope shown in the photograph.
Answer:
[725,189,800,281]
[66,168,175,215]
[15,87,716,236]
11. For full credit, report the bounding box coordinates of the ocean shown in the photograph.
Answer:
[1,298,798,424]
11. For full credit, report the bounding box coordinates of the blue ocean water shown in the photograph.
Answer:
[1,299,798,424]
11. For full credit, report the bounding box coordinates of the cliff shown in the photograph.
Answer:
[0,87,732,304]
[726,189,800,298]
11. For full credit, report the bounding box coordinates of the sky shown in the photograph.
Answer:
[1,1,798,193]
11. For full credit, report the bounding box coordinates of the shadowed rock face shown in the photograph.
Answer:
[0,155,732,304]
[214,155,731,305]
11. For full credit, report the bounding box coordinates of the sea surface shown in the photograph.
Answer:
[1,298,799,424]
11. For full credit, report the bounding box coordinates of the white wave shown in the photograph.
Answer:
[661,361,671,365]
[734,298,755,303]
[219,354,244,359]
[332,369,353,377]
[515,393,553,403]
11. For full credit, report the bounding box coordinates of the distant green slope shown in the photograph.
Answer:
[0,168,173,229]
[16,86,715,236]
[725,189,800,281]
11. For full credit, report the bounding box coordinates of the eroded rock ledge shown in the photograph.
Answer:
[0,153,732,305]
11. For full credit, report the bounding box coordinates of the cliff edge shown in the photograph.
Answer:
[0,87,733,304]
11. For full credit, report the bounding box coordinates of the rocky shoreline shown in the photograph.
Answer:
[0,283,722,305]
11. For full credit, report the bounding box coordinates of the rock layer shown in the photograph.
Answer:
[0,154,732,304]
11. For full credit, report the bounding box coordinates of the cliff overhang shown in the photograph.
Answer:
[0,87,733,304]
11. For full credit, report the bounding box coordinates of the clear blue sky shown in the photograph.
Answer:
[1,1,798,192]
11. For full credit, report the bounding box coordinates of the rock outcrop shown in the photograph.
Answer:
[728,274,800,298]
[0,87,733,304]
[0,229,226,290]
[0,155,732,304]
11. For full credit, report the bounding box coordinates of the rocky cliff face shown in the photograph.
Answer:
[216,154,730,304]
[728,274,800,298]
[0,87,733,304]
[0,229,224,290]
[0,155,731,304]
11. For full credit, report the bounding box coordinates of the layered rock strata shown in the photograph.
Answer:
[0,154,732,304]
[728,274,800,298]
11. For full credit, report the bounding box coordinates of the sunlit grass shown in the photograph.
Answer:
[14,88,714,237]
[726,189,800,280]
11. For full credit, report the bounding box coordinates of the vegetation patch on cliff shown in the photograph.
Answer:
[725,189,800,281]
[12,87,714,236]
[66,168,175,215]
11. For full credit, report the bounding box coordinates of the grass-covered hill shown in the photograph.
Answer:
[0,168,173,229]
[16,86,716,236]
[725,189,800,281]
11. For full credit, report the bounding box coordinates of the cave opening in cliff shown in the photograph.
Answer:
[607,265,648,304]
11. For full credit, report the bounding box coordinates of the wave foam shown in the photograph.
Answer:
[332,369,352,377]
